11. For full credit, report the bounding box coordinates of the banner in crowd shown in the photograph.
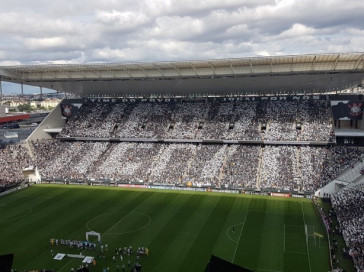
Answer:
[68,94,363,105]
[331,101,364,120]
[60,103,81,118]
[118,184,147,189]
[83,94,331,104]
[270,192,291,198]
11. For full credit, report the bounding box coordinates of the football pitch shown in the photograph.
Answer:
[0,184,330,271]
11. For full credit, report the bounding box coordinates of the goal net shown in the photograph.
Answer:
[304,224,316,247]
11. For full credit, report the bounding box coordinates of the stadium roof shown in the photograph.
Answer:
[0,53,364,97]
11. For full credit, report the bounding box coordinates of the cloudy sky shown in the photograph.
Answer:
[1,0,364,93]
[0,0,363,66]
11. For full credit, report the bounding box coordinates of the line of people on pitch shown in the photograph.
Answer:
[112,245,149,260]
[49,238,97,250]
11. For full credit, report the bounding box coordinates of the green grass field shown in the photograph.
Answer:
[0,184,330,271]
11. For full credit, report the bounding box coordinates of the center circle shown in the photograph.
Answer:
[87,211,151,235]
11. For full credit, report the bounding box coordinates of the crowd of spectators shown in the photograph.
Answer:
[92,142,162,182]
[32,140,109,180]
[0,98,361,193]
[300,146,328,191]
[258,145,361,191]
[259,145,298,190]
[220,145,260,188]
[26,139,361,192]
[148,144,195,184]
[320,146,362,186]
[0,143,33,189]
[330,184,364,271]
[298,100,333,141]
[59,99,333,142]
[182,144,226,187]
[60,102,115,138]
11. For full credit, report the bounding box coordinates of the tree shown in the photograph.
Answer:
[17,103,33,112]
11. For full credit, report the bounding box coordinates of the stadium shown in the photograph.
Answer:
[0,52,364,272]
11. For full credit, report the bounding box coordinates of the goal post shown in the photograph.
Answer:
[86,231,101,242]
[304,225,316,247]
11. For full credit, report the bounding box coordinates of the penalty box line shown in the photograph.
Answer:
[231,198,251,263]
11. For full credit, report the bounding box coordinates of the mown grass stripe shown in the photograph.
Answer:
[178,196,235,271]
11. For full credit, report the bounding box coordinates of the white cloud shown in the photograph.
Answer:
[0,0,363,64]
[280,24,316,38]
[95,10,149,28]
[150,16,205,40]
[22,37,68,50]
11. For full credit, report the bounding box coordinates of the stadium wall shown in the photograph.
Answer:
[27,103,66,141]
[315,180,348,197]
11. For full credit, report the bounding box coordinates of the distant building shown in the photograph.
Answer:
[8,100,27,108]
[40,98,61,108]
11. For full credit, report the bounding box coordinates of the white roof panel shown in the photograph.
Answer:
[0,53,363,96]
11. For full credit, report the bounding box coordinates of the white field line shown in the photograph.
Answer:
[301,201,312,272]
[232,198,251,263]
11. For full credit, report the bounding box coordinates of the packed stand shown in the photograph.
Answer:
[320,146,362,186]
[60,102,115,138]
[166,101,207,139]
[149,144,195,184]
[259,101,299,141]
[117,103,173,138]
[183,144,227,187]
[0,143,33,190]
[59,99,333,142]
[259,146,361,192]
[32,140,109,180]
[298,100,334,141]
[220,145,260,188]
[299,146,328,191]
[88,142,162,183]
[331,184,364,271]
[196,102,235,139]
[259,145,298,190]
[29,137,362,192]
[229,101,261,140]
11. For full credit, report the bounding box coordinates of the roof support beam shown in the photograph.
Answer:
[228,61,235,76]
[136,65,149,77]
[333,55,340,71]
[312,56,317,71]
[153,64,166,78]
[90,68,102,78]
[108,68,118,78]
[208,62,217,76]
[189,63,199,76]
[120,67,134,78]
[355,53,364,70]
[171,64,181,77]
